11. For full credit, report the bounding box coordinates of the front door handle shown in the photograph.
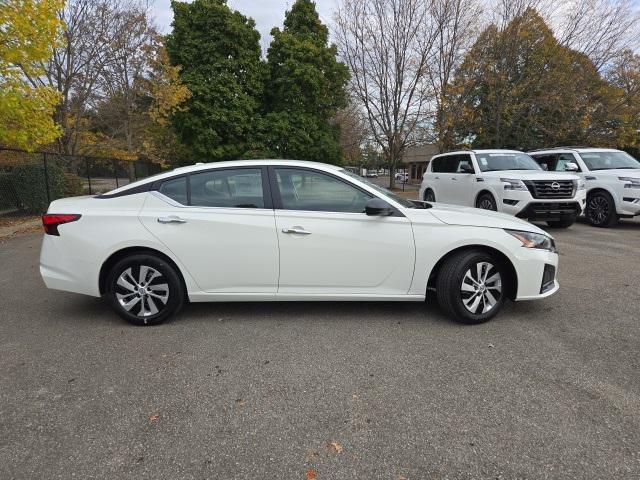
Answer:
[434,176,440,180]
[157,215,187,224]
[282,226,311,235]
[451,177,458,181]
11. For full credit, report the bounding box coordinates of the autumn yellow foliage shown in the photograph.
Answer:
[0,0,65,150]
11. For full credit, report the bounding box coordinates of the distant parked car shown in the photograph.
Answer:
[419,149,586,228]
[40,159,559,326]
[529,147,640,227]
[366,170,379,178]
[395,172,409,182]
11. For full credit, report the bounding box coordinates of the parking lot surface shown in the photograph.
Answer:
[1,219,639,479]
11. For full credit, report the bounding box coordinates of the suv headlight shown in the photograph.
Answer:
[505,229,557,253]
[619,177,640,189]
[501,178,528,191]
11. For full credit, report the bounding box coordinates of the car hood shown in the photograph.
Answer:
[405,203,547,235]
[586,168,640,178]
[480,170,579,181]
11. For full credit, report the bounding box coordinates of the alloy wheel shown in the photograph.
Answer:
[587,195,609,225]
[478,198,495,210]
[460,262,502,314]
[115,265,170,318]
[425,191,435,202]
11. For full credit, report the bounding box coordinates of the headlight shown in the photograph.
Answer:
[619,177,640,189]
[501,178,528,191]
[577,180,586,190]
[505,229,557,252]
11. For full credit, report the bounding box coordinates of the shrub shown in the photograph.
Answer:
[11,162,67,213]
[0,172,20,210]
[63,172,85,197]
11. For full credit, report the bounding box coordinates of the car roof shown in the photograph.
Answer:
[529,147,622,154]
[105,159,343,195]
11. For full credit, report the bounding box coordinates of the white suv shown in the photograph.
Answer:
[529,147,640,227]
[419,150,586,228]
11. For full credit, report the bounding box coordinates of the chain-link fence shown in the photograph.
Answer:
[0,148,163,216]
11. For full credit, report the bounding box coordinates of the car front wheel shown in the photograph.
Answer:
[106,253,184,326]
[585,191,618,227]
[424,189,436,202]
[436,249,507,324]
[476,193,497,211]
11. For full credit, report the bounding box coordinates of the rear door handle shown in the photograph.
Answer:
[451,177,458,181]
[157,215,187,224]
[282,226,311,235]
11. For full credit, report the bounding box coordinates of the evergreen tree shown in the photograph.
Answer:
[257,0,349,163]
[166,0,265,161]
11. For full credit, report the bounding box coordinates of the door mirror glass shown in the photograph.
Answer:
[540,163,549,171]
[365,198,394,216]
[564,162,579,172]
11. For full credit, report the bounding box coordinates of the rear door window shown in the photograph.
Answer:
[189,168,265,208]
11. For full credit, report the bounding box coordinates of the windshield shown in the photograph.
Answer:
[342,170,422,209]
[475,152,543,172]
[578,151,640,171]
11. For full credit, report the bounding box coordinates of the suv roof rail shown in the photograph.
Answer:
[529,146,589,152]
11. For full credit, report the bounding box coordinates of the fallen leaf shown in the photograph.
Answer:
[148,413,160,422]
[235,399,246,407]
[327,442,342,453]
[306,469,317,480]
[352,394,359,400]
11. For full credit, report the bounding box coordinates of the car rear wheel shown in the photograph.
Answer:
[546,217,576,228]
[436,249,507,324]
[424,189,436,202]
[476,193,497,211]
[106,254,184,326]
[585,191,618,227]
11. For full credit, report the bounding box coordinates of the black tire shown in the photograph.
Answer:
[546,217,576,228]
[476,193,497,211]
[424,189,436,202]
[106,254,184,326]
[436,249,507,324]
[585,191,618,227]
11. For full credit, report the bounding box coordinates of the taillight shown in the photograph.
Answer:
[42,214,81,236]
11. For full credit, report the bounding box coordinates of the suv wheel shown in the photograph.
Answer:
[424,189,436,202]
[106,254,184,326]
[436,249,506,324]
[546,217,576,228]
[476,193,497,211]
[585,191,618,227]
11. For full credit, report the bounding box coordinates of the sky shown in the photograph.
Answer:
[153,0,338,52]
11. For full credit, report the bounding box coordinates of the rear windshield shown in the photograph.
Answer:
[476,153,543,172]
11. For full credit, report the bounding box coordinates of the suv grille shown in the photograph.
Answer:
[523,180,575,199]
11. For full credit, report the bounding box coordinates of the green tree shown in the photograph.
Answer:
[257,0,349,163]
[166,0,264,161]
[447,8,622,150]
[0,0,64,150]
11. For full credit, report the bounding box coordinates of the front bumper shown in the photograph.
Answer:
[515,201,582,220]
[512,246,560,301]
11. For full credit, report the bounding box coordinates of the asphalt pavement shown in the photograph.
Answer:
[0,219,639,479]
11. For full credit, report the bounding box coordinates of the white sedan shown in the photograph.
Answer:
[40,160,559,326]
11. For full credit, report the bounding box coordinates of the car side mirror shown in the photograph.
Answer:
[459,164,473,174]
[365,198,394,216]
[540,164,548,171]
[564,162,579,172]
